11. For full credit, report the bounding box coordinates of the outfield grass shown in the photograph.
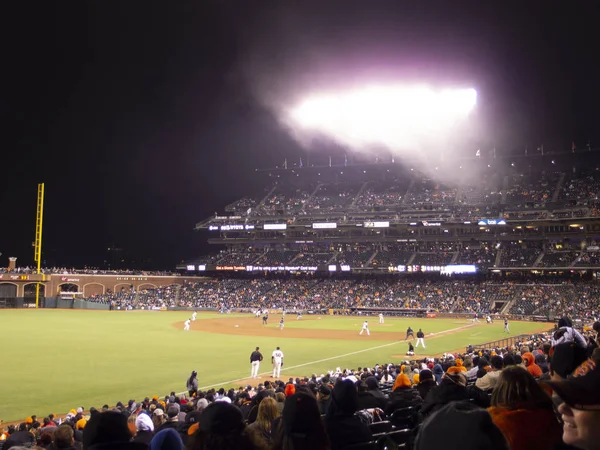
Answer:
[0,310,547,421]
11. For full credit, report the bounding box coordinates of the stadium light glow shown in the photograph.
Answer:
[290,85,477,148]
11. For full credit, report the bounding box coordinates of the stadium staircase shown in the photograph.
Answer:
[256,185,278,211]
[572,251,584,267]
[494,249,503,268]
[449,251,459,264]
[287,253,300,264]
[406,252,416,265]
[174,284,182,305]
[302,184,323,211]
[327,252,340,265]
[499,297,516,314]
[351,182,370,208]
[401,180,416,205]
[552,173,567,202]
[533,252,545,267]
[366,250,378,267]
[501,175,509,203]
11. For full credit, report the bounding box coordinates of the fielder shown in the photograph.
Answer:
[297,311,302,320]
[486,315,493,324]
[272,346,284,378]
[405,327,415,340]
[262,314,268,325]
[279,317,284,330]
[359,320,370,335]
[504,318,510,333]
[472,313,480,323]
[379,313,384,324]
[184,318,191,331]
[250,346,263,379]
[416,328,426,348]
[191,311,197,321]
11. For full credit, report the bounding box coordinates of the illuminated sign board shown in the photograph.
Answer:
[216,266,245,271]
[312,223,337,229]
[364,221,390,228]
[341,265,351,272]
[477,219,507,226]
[328,265,337,272]
[219,224,255,231]
[209,225,219,231]
[197,265,206,271]
[186,265,195,271]
[246,266,318,272]
[264,224,287,230]
[441,265,477,275]
[422,221,442,227]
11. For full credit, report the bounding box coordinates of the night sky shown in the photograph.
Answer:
[2,1,600,269]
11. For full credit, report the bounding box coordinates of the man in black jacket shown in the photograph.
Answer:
[250,346,263,379]
[416,329,426,348]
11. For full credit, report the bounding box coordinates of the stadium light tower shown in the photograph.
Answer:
[290,85,477,148]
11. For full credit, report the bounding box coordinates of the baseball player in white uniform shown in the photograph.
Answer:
[191,311,197,321]
[359,321,370,335]
[184,318,191,331]
[379,313,384,324]
[272,346,284,378]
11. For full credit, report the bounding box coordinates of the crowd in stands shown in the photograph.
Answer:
[83,277,600,320]
[559,171,600,202]
[216,170,600,222]
[192,242,600,269]
[3,320,599,450]
[0,267,178,276]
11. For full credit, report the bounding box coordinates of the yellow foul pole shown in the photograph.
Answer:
[34,183,45,308]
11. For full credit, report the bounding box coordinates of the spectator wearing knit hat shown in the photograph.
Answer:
[82,411,145,450]
[187,402,265,450]
[384,373,422,415]
[421,366,489,417]
[416,369,436,401]
[487,366,562,450]
[364,376,386,409]
[132,413,154,447]
[415,402,508,450]
[271,392,329,450]
[324,379,372,450]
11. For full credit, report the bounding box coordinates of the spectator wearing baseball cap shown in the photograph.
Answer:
[487,366,562,450]
[545,358,600,450]
[549,342,589,381]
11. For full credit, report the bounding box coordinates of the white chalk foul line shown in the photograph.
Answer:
[176,322,474,395]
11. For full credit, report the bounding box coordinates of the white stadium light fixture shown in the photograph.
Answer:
[290,85,477,147]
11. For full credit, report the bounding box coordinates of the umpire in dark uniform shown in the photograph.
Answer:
[250,346,263,379]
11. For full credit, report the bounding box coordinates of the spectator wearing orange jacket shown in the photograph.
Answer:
[522,352,542,377]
